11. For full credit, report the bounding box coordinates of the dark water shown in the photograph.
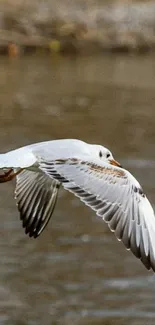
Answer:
[0,54,155,325]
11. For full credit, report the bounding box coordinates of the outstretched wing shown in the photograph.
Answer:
[38,157,155,272]
[15,170,60,238]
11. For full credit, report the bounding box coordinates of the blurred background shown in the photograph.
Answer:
[0,0,155,324]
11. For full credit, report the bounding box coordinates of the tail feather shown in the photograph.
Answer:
[0,148,36,168]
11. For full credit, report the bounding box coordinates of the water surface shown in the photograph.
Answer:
[0,54,155,325]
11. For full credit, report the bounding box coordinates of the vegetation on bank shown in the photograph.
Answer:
[0,0,155,56]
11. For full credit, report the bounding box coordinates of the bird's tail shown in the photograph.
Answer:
[0,153,9,169]
[0,148,36,169]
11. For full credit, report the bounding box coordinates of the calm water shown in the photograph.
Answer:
[0,54,155,325]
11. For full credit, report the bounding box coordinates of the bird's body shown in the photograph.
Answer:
[0,139,112,168]
[0,138,155,272]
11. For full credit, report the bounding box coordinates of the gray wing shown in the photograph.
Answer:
[15,170,60,238]
[38,157,155,272]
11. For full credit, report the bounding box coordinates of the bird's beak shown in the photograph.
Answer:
[109,159,122,168]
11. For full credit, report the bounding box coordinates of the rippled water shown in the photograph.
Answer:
[0,54,155,324]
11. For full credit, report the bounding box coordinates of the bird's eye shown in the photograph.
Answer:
[106,153,110,158]
[99,151,103,158]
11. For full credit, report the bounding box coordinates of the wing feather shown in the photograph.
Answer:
[15,170,60,238]
[38,157,155,271]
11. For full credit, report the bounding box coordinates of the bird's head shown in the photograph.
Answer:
[97,145,122,168]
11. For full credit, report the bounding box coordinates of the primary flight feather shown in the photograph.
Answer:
[0,138,155,272]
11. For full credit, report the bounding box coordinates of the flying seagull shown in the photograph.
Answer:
[0,139,155,272]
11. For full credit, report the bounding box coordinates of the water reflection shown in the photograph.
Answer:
[0,54,155,324]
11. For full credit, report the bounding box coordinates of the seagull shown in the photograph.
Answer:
[0,138,155,272]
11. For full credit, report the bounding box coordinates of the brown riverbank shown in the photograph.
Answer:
[1,0,155,55]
